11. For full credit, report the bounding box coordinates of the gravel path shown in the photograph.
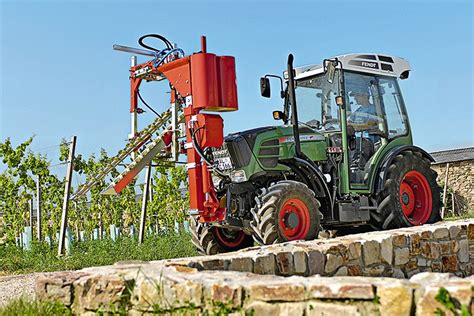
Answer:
[0,273,43,307]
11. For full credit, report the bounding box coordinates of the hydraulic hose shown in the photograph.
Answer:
[138,34,172,51]
[191,126,228,178]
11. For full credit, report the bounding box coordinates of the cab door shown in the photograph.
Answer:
[344,72,388,188]
[344,72,410,189]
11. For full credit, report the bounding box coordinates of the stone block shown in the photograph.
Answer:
[348,241,362,260]
[334,266,348,276]
[253,254,276,275]
[380,238,393,264]
[409,234,421,255]
[362,264,386,276]
[394,247,410,265]
[306,278,374,299]
[415,282,473,316]
[467,223,474,240]
[306,249,325,276]
[73,275,134,313]
[420,230,433,240]
[204,283,241,309]
[450,240,459,252]
[228,257,253,273]
[406,269,421,278]
[245,283,305,302]
[305,301,361,316]
[421,242,441,260]
[362,240,381,265]
[45,284,73,306]
[275,251,295,276]
[377,281,413,316]
[431,261,442,272]
[405,259,418,271]
[293,251,308,275]
[417,258,428,267]
[441,255,458,273]
[457,239,469,263]
[327,243,349,261]
[35,272,87,306]
[439,241,450,254]
[245,301,306,315]
[432,227,449,239]
[392,234,407,247]
[324,253,343,274]
[245,301,280,315]
[469,244,474,258]
[392,267,406,278]
[199,258,227,271]
[347,264,362,276]
[448,225,461,239]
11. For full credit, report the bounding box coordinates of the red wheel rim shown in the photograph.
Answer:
[278,198,310,240]
[214,228,245,248]
[399,170,432,225]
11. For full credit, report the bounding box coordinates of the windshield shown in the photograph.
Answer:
[294,70,341,131]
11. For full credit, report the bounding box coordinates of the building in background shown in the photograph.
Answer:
[431,147,474,214]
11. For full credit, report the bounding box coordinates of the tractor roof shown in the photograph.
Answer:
[293,53,411,80]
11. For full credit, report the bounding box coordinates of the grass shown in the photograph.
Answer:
[0,299,71,316]
[443,211,474,221]
[0,232,197,275]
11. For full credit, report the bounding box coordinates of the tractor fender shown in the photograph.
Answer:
[373,145,435,194]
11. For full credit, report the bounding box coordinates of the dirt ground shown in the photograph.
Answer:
[0,273,42,306]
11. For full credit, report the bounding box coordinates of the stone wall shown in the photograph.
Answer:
[35,219,474,315]
[432,160,474,211]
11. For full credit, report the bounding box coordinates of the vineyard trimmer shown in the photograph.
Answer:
[73,34,237,225]
[74,34,441,255]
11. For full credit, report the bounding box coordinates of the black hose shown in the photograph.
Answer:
[137,89,162,118]
[191,127,228,178]
[138,34,172,51]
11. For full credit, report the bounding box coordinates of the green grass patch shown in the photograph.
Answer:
[443,212,474,221]
[0,232,197,275]
[0,298,71,316]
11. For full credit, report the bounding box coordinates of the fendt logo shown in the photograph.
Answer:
[361,62,377,68]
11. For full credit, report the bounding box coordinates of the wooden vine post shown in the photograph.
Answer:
[441,162,450,219]
[58,136,76,256]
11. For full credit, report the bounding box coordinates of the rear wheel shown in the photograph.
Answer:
[251,180,320,245]
[371,150,441,229]
[189,216,253,255]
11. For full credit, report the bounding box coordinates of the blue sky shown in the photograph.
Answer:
[1,0,473,163]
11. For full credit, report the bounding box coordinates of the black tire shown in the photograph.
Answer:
[250,180,321,245]
[189,216,253,255]
[371,150,441,229]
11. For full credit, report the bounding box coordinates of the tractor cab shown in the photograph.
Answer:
[264,53,413,192]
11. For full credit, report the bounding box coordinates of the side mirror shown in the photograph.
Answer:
[272,110,287,121]
[326,61,337,84]
[260,77,271,98]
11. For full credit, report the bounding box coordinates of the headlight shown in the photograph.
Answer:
[212,174,222,188]
[230,169,247,183]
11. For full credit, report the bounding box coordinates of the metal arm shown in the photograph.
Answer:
[113,44,156,57]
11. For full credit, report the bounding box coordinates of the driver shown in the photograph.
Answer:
[348,84,378,128]
[346,79,381,183]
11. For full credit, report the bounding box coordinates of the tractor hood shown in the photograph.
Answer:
[212,125,328,179]
[225,126,277,149]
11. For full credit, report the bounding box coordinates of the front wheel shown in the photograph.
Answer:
[251,180,321,245]
[189,216,253,255]
[371,150,441,229]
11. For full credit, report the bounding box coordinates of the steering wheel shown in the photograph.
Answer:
[305,119,320,129]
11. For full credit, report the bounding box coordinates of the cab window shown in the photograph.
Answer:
[378,77,408,139]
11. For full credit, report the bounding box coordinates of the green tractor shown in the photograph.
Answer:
[190,53,440,255]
